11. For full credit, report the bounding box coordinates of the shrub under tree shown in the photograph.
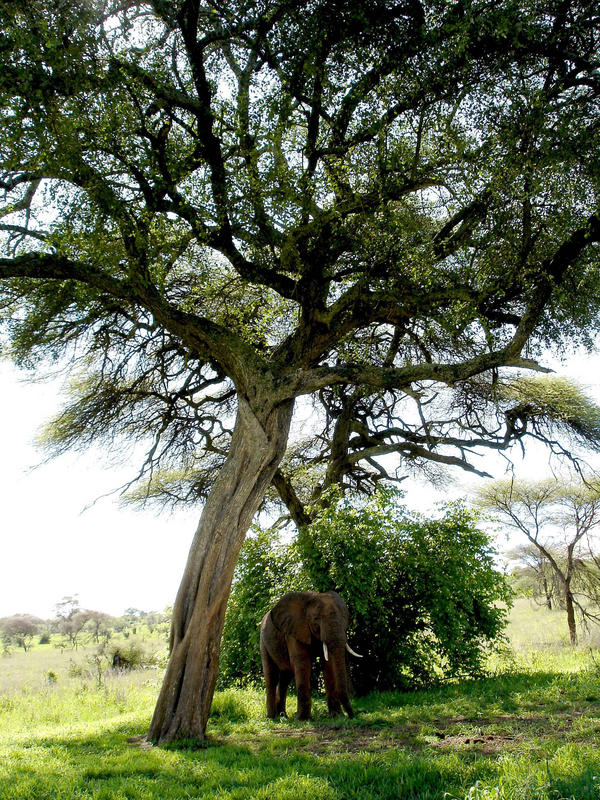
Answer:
[218,527,309,688]
[220,491,511,692]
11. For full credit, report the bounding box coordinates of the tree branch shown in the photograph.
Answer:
[0,252,266,389]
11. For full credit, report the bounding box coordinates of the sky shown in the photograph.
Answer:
[1,350,600,620]
[0,361,199,619]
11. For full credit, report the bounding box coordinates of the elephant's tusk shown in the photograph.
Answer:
[323,642,329,661]
[346,643,363,658]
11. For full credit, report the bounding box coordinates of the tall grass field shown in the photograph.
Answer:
[1,599,600,800]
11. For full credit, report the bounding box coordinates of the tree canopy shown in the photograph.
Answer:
[2,0,600,742]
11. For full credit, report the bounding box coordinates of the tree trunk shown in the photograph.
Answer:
[147,395,294,744]
[565,586,577,646]
[542,577,552,610]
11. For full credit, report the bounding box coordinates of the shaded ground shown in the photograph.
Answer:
[219,706,600,755]
[208,673,600,763]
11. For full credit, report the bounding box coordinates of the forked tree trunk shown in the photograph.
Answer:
[148,395,294,744]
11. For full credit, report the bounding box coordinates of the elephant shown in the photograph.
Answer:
[260,590,362,720]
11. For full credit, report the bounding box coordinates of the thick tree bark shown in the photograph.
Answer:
[147,395,294,744]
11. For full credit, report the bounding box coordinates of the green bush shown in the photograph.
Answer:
[219,490,512,692]
[299,490,512,692]
[109,641,158,670]
[217,527,310,689]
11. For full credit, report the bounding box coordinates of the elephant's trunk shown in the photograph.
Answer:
[322,640,354,717]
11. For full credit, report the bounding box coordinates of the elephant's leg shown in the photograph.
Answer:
[290,648,312,720]
[261,650,280,719]
[323,657,342,716]
[276,669,293,717]
[341,695,354,718]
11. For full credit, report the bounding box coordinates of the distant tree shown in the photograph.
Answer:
[477,477,600,644]
[144,612,160,634]
[0,614,43,652]
[156,609,173,644]
[121,608,148,635]
[52,595,86,648]
[123,608,145,618]
[84,610,114,644]
[53,610,91,649]
[65,610,93,649]
[2,0,600,743]
[53,596,80,621]
[508,543,561,609]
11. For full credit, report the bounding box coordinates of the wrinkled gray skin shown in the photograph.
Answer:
[260,591,355,720]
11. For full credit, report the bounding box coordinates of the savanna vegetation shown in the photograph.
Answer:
[3,0,600,744]
[3,491,600,799]
[478,477,600,646]
[0,598,171,662]
[2,598,600,800]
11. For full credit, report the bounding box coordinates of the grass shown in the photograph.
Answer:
[1,601,600,800]
[507,595,600,651]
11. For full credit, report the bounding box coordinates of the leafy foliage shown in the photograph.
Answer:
[0,614,42,652]
[498,376,600,453]
[2,0,600,504]
[299,491,512,692]
[218,527,309,689]
[219,491,511,691]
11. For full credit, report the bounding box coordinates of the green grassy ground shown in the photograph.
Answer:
[1,601,600,800]
[507,596,600,651]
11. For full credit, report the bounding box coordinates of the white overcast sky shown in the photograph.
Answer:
[0,360,199,619]
[1,348,600,620]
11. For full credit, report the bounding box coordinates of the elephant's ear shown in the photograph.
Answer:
[271,594,311,644]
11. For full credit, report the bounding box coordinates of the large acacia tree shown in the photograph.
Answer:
[2,0,600,743]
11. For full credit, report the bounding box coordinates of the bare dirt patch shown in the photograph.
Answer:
[232,707,600,757]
